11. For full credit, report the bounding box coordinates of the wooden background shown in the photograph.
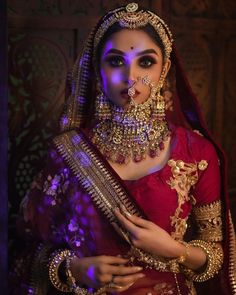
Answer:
[8,0,236,244]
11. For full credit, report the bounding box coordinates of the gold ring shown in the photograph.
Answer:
[108,282,123,289]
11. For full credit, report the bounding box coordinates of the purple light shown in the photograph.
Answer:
[73,151,91,167]
[111,72,122,84]
[71,134,81,145]
[87,265,96,283]
[68,218,79,232]
[61,115,68,126]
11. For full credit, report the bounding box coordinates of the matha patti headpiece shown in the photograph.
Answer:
[94,2,173,59]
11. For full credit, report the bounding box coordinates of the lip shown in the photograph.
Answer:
[120,88,140,99]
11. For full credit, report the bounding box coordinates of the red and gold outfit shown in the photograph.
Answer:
[10,126,231,295]
[9,2,236,295]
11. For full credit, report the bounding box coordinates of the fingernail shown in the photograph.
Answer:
[123,210,132,217]
[134,266,143,271]
[138,273,145,278]
[120,204,132,217]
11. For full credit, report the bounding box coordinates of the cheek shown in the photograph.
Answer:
[101,69,122,93]
[148,66,162,84]
[110,71,123,85]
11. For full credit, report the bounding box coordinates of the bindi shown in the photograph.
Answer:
[130,46,134,50]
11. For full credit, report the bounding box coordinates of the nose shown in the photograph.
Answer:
[124,63,136,86]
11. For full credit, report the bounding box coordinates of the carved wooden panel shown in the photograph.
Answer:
[170,0,236,18]
[174,33,213,125]
[8,28,74,248]
[224,35,236,194]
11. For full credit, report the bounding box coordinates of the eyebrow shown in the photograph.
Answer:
[104,48,158,56]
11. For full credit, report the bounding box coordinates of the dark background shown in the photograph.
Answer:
[8,0,236,279]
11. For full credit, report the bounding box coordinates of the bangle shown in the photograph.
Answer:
[65,255,109,295]
[180,240,224,282]
[168,241,190,273]
[177,241,191,264]
[49,249,76,292]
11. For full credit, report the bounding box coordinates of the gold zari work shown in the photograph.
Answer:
[167,159,206,240]
[193,200,223,242]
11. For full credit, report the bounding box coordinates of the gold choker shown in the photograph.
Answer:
[91,103,170,164]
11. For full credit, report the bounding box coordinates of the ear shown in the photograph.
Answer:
[162,59,171,78]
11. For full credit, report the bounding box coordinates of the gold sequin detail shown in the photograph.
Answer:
[198,160,208,171]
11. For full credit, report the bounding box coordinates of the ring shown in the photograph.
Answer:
[107,282,123,289]
[107,276,123,289]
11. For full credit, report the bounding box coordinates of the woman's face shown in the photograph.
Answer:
[99,29,170,109]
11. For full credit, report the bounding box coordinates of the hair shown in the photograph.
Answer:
[94,22,166,71]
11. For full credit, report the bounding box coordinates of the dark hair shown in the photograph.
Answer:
[95,22,166,70]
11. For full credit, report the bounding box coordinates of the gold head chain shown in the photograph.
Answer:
[94,2,173,59]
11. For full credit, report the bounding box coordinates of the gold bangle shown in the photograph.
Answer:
[181,240,224,282]
[48,249,75,292]
[177,241,191,264]
[65,255,110,295]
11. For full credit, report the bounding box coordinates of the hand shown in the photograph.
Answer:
[70,255,145,292]
[114,205,181,258]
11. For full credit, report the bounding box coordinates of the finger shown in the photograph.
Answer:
[104,264,143,276]
[113,272,145,286]
[114,208,138,234]
[107,283,133,293]
[98,255,128,265]
[120,204,152,228]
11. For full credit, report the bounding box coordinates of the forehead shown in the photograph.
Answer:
[102,29,161,54]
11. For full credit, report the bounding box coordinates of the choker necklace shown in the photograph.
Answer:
[91,75,171,164]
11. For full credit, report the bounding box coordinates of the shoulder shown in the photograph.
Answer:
[174,126,218,162]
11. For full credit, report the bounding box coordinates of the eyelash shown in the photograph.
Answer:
[105,55,157,68]
[139,56,157,68]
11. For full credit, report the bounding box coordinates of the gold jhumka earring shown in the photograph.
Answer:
[95,89,112,121]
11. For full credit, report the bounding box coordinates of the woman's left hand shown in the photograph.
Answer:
[114,205,180,258]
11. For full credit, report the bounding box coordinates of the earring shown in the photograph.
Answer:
[152,72,166,122]
[94,87,112,121]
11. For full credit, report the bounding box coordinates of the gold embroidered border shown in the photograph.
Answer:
[192,200,223,242]
[54,130,181,273]
[229,211,236,294]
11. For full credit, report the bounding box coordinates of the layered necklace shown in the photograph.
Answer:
[91,75,171,164]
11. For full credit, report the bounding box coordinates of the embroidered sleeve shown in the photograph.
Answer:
[190,139,223,242]
[192,200,223,242]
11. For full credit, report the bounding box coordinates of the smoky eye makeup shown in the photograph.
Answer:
[104,55,125,67]
[138,55,158,68]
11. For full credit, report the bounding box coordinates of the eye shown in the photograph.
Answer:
[106,55,125,67]
[139,56,157,68]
